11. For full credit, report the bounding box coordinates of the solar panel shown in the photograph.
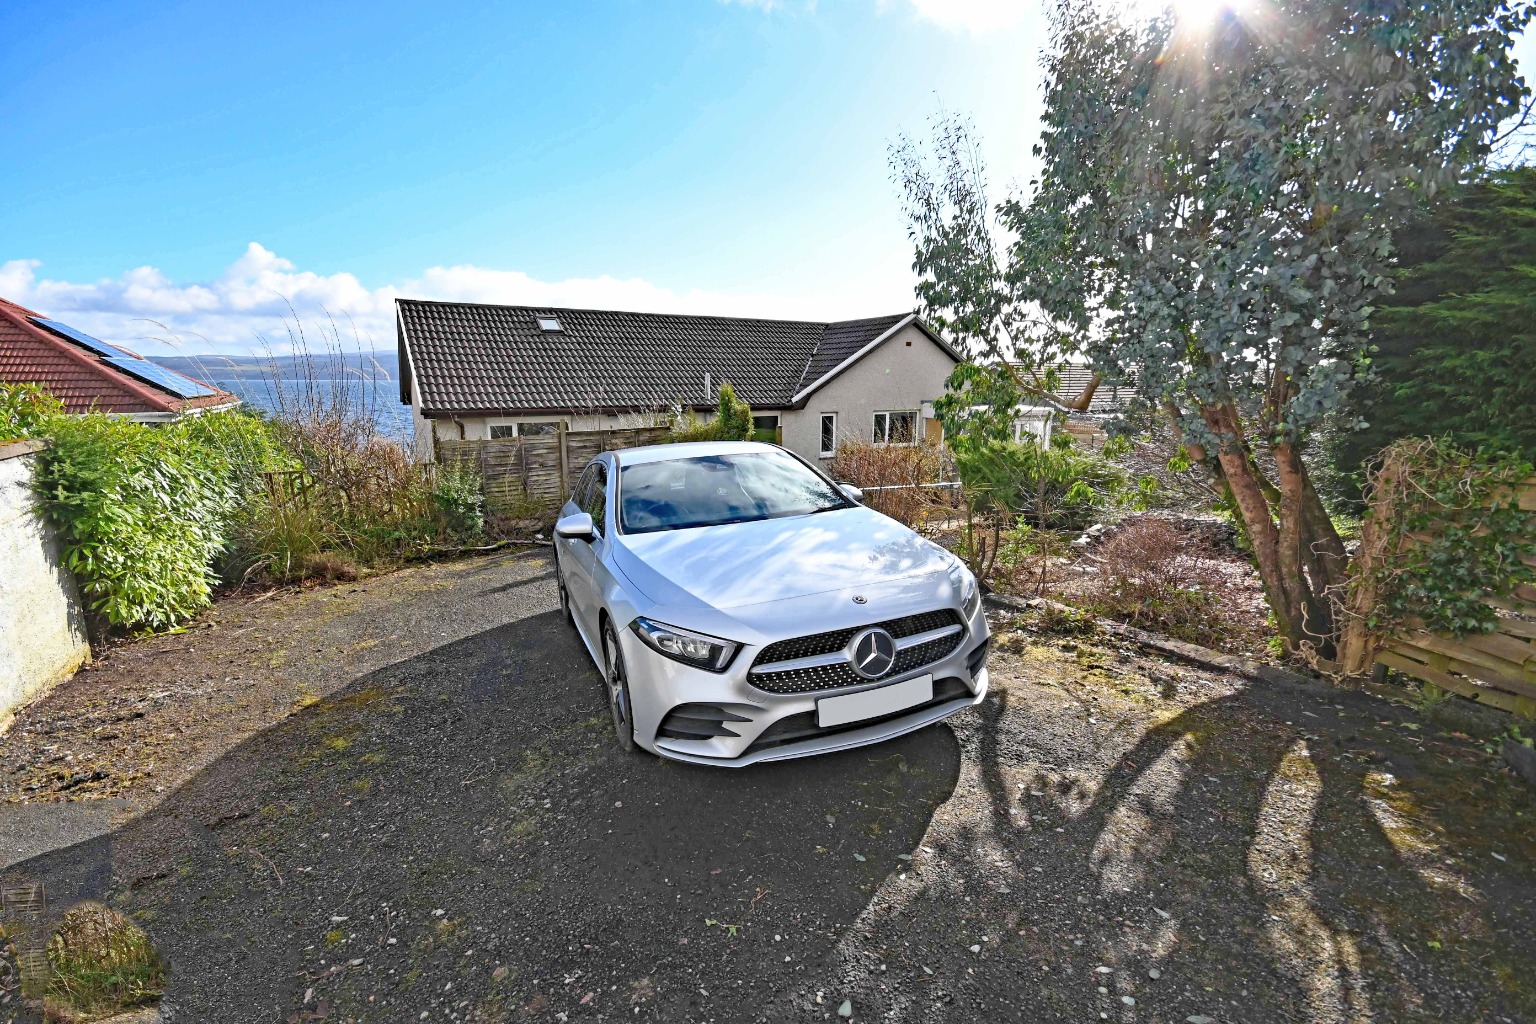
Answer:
[103,356,220,399]
[28,317,125,358]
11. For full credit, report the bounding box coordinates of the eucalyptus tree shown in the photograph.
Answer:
[890,114,1102,410]
[1001,0,1529,656]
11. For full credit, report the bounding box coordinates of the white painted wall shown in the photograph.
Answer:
[0,443,89,725]
[780,322,957,463]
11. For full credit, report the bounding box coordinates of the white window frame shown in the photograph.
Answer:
[872,409,919,446]
[818,412,837,458]
[487,419,564,439]
[1010,406,1055,446]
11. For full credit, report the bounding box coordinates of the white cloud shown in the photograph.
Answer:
[0,243,912,356]
[904,0,1030,32]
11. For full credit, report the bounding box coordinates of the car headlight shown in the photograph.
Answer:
[961,572,982,620]
[630,618,741,672]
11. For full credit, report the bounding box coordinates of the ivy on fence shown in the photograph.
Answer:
[1353,438,1536,640]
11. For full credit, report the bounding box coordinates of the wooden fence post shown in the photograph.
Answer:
[557,421,570,497]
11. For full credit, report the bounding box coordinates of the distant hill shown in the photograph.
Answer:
[153,350,400,382]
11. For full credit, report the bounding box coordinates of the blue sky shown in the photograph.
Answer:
[2,1,1532,356]
[0,0,1046,354]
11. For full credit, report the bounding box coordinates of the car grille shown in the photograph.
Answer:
[747,609,966,695]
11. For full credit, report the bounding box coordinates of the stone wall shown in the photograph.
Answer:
[0,441,89,724]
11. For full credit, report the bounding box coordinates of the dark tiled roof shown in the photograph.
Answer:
[794,313,911,395]
[397,301,934,415]
[0,298,235,416]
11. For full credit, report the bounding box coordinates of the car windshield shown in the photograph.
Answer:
[619,451,850,534]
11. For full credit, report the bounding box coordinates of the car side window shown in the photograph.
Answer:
[582,463,608,536]
[571,465,598,511]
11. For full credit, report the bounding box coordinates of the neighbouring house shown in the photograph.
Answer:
[1034,362,1137,415]
[0,297,237,422]
[395,300,963,465]
[987,362,1139,446]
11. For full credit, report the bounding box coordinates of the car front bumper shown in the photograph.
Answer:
[618,601,991,767]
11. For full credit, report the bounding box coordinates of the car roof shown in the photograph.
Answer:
[608,440,782,466]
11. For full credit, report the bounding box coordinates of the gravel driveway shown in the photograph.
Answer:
[4,549,1533,1023]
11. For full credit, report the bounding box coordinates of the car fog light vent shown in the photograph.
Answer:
[967,638,991,677]
[657,704,752,741]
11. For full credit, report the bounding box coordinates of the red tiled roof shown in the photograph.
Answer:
[0,297,235,416]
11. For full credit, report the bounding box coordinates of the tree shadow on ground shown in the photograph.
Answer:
[3,610,961,1023]
[904,678,1536,1024]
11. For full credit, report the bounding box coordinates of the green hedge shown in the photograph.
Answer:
[33,414,258,631]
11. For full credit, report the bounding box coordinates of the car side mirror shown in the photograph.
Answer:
[838,483,864,503]
[555,511,596,542]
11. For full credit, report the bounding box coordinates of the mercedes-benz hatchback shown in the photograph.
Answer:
[552,441,990,766]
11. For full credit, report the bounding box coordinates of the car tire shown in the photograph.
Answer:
[601,620,638,754]
[555,556,575,627]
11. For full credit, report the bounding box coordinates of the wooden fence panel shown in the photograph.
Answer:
[437,426,671,515]
[1343,467,1536,719]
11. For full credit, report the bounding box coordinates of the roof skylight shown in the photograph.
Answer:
[537,316,562,332]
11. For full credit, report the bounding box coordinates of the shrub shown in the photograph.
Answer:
[0,382,59,441]
[432,465,486,542]
[990,518,1075,598]
[955,436,1125,531]
[35,414,242,631]
[829,440,948,529]
[45,903,167,1018]
[713,382,752,441]
[667,382,753,442]
[1080,517,1225,645]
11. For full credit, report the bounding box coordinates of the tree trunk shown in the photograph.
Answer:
[1273,440,1339,655]
[1199,402,1344,657]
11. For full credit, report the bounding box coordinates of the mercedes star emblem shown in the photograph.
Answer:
[847,627,897,679]
[852,595,868,605]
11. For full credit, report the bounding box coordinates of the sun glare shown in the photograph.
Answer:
[1127,0,1250,29]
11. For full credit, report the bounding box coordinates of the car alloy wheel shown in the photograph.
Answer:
[601,621,638,753]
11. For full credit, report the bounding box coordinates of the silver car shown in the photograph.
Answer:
[552,441,990,767]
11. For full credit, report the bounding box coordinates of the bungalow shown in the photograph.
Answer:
[395,300,963,465]
[0,297,236,421]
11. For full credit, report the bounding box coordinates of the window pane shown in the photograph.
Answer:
[891,412,916,444]
[490,425,517,439]
[516,421,559,436]
[572,465,597,506]
[750,414,779,443]
[583,465,607,534]
[820,414,835,455]
[873,412,888,444]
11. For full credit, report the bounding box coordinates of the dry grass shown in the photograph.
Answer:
[1078,517,1228,645]
[222,317,486,583]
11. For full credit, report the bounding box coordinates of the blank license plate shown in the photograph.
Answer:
[817,675,933,728]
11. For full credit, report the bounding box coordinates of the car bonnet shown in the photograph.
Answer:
[611,504,957,611]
